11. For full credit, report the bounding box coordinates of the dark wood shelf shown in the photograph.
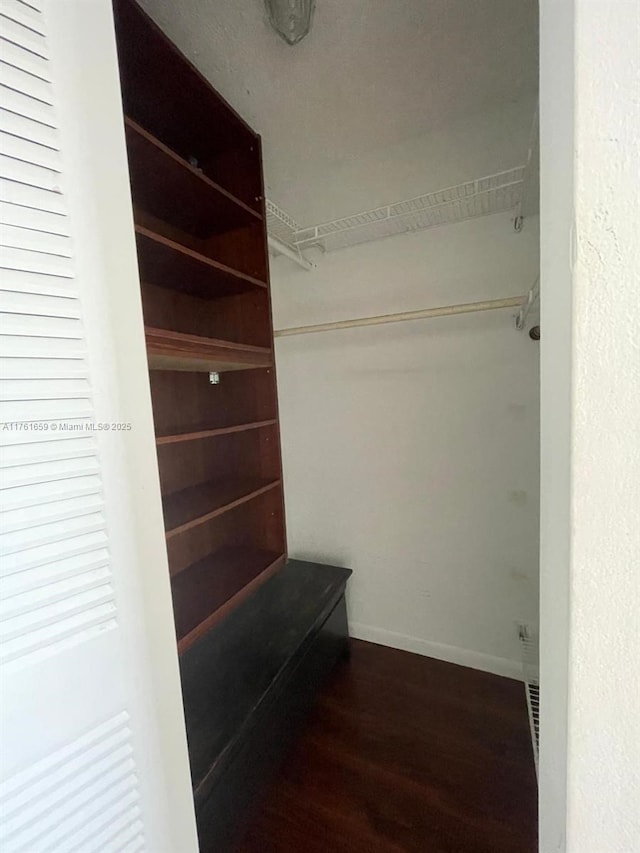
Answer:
[113,0,256,163]
[115,0,286,673]
[135,225,267,299]
[163,477,281,539]
[145,326,272,373]
[174,548,286,653]
[125,118,261,239]
[156,418,277,446]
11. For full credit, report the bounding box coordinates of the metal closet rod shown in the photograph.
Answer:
[274,296,524,338]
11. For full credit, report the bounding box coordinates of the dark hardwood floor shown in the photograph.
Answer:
[235,639,537,853]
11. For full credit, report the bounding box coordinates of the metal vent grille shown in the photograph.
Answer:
[291,167,525,253]
[519,625,540,778]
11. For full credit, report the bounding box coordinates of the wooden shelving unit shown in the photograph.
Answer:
[125,119,261,238]
[113,0,286,652]
[163,478,282,540]
[174,548,286,653]
[145,327,272,373]
[135,226,266,299]
[156,418,277,446]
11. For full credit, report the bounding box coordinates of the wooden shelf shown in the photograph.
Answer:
[125,118,261,239]
[174,548,286,653]
[156,418,277,446]
[163,477,281,539]
[113,0,256,162]
[114,0,286,660]
[135,225,266,299]
[145,327,272,373]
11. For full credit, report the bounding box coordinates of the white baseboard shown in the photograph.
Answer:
[349,622,523,681]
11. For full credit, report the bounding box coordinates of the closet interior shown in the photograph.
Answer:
[112,0,540,849]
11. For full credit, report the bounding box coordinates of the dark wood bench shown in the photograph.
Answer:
[179,559,352,851]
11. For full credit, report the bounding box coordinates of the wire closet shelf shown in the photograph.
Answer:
[267,165,539,335]
[268,166,525,256]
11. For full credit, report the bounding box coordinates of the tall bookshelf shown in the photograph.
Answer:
[113,0,287,654]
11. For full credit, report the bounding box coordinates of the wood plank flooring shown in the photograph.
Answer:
[236,639,537,853]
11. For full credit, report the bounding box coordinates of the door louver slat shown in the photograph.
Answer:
[0,201,69,235]
[0,0,46,34]
[0,176,65,214]
[0,713,144,853]
[0,62,52,105]
[0,13,48,59]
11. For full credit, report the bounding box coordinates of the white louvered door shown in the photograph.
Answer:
[0,1,198,851]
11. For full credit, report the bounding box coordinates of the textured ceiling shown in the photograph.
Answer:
[139,0,538,223]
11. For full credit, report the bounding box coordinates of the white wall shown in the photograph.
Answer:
[272,98,537,226]
[540,0,640,851]
[272,211,540,678]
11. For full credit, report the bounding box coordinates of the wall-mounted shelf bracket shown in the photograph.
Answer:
[267,234,313,271]
[265,201,313,270]
[515,278,540,330]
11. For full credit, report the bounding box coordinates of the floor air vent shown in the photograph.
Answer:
[519,624,539,778]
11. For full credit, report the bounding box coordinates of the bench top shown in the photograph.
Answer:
[178,558,352,792]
